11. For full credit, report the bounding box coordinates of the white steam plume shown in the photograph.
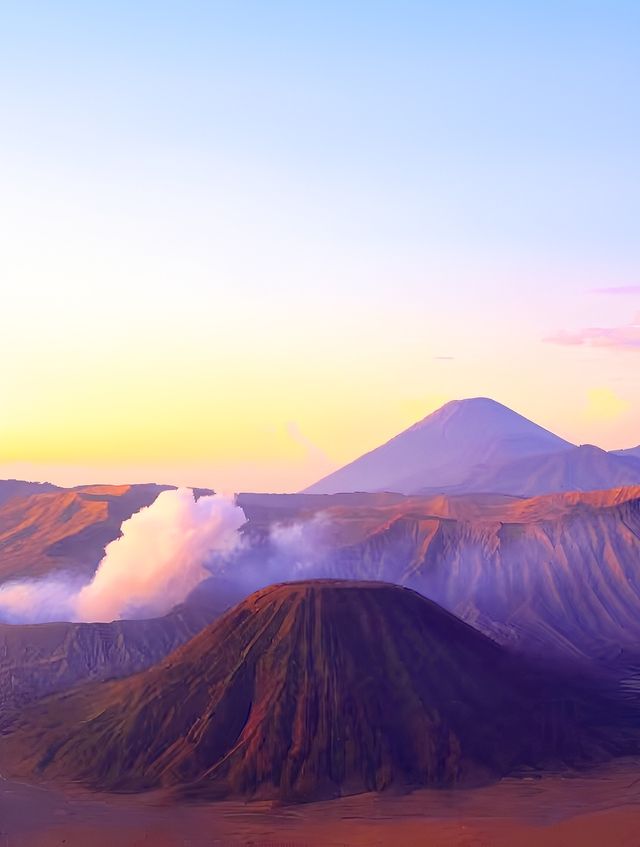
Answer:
[0,489,247,624]
[268,513,332,574]
[213,512,334,600]
[75,489,246,621]
[0,575,84,624]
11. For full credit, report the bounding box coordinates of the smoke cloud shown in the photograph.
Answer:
[268,513,333,574]
[0,575,84,624]
[0,489,247,624]
[207,512,335,602]
[75,489,246,621]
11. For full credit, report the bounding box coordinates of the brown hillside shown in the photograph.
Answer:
[0,581,623,802]
[0,484,172,581]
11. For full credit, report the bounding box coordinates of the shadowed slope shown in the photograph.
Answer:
[0,581,624,801]
[0,586,237,711]
[237,488,640,662]
[456,444,640,498]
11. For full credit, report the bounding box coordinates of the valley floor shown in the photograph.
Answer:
[2,759,640,847]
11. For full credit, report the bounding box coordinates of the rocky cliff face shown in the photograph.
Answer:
[0,595,229,711]
[242,488,640,663]
[0,581,617,801]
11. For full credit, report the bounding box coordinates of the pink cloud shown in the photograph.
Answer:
[546,315,640,351]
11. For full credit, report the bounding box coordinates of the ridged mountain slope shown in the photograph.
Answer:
[0,581,623,801]
[0,585,236,711]
[244,488,640,662]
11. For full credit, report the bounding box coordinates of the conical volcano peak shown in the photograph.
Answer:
[0,579,612,802]
[306,398,573,495]
[406,397,555,434]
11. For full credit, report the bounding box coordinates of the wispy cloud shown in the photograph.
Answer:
[285,421,332,464]
[546,314,640,351]
[590,286,640,295]
[433,356,455,361]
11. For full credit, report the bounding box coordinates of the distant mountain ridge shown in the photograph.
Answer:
[443,443,640,498]
[306,398,640,497]
[0,595,226,712]
[0,479,61,507]
[613,445,640,460]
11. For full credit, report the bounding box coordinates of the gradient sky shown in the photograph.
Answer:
[1,1,639,491]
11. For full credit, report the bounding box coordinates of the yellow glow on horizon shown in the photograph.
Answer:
[583,388,630,422]
[2,292,639,491]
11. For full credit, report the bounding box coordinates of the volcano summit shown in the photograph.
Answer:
[0,580,622,802]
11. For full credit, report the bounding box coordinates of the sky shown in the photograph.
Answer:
[1,1,639,492]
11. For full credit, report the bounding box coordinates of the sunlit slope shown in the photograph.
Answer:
[0,484,173,581]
